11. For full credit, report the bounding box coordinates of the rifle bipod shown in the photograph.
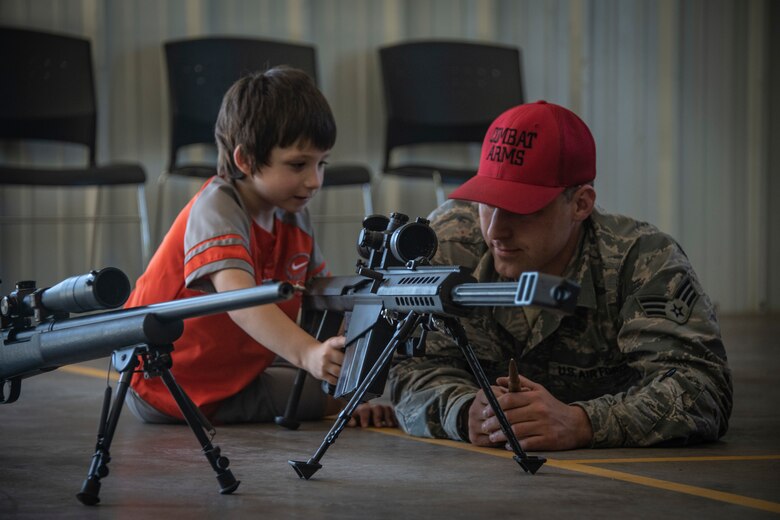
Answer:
[288,311,423,479]
[437,316,546,475]
[76,344,239,505]
[286,311,545,479]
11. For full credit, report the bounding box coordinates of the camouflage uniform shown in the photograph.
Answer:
[388,200,732,448]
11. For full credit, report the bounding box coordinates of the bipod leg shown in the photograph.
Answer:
[441,317,546,475]
[275,368,307,430]
[157,365,240,494]
[77,347,139,505]
[289,311,422,480]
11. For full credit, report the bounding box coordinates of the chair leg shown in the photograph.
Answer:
[137,185,151,267]
[361,183,374,216]
[89,186,102,268]
[155,171,169,248]
[432,170,446,207]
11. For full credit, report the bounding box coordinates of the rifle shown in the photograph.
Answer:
[283,213,580,479]
[1,268,294,505]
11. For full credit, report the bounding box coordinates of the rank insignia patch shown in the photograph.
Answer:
[637,275,699,324]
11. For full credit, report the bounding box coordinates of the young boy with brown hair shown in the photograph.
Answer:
[126,67,394,427]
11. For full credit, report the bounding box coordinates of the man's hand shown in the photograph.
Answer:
[347,402,398,428]
[467,374,593,451]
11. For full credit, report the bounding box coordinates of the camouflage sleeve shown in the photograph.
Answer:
[389,344,477,440]
[388,200,489,440]
[426,200,486,270]
[574,233,733,447]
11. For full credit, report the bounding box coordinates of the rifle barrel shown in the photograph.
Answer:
[133,281,295,323]
[50,281,295,330]
[451,283,520,306]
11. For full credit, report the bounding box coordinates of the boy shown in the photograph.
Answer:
[127,67,394,427]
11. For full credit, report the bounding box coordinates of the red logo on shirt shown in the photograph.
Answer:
[286,253,310,281]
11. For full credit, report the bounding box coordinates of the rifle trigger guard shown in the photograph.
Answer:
[380,308,395,325]
[428,315,446,332]
[408,328,427,357]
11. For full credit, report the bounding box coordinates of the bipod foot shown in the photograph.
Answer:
[76,476,101,506]
[274,415,300,430]
[216,470,240,494]
[514,455,546,475]
[289,459,322,480]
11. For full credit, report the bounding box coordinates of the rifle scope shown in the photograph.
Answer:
[1,267,131,322]
[357,212,438,267]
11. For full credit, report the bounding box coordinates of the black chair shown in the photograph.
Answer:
[158,36,373,239]
[379,40,525,205]
[0,26,151,266]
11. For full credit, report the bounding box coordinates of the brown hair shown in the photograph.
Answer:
[562,182,594,202]
[215,66,336,179]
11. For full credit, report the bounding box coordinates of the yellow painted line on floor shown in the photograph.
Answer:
[560,454,780,464]
[368,427,780,514]
[367,426,525,459]
[59,364,119,381]
[550,460,780,514]
[58,367,779,513]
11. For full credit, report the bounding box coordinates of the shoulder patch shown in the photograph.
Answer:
[636,275,699,324]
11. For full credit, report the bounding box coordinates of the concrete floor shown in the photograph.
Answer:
[1,314,779,519]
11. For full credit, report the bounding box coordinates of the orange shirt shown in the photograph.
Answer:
[128,177,327,418]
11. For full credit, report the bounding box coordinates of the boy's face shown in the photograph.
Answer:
[241,142,330,215]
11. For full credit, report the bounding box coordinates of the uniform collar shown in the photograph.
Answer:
[563,220,598,310]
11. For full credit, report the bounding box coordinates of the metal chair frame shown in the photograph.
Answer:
[0,26,151,266]
[379,40,525,205]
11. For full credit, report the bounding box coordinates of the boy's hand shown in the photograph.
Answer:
[303,335,345,385]
[348,403,397,428]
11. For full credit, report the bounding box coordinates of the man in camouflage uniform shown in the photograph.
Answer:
[388,101,732,450]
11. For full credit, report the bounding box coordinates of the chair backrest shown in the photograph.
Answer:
[0,26,98,165]
[164,37,318,171]
[379,40,524,170]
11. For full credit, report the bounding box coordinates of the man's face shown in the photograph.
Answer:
[478,194,581,279]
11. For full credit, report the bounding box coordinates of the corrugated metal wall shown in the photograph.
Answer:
[0,0,775,312]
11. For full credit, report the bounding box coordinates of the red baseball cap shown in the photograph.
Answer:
[449,100,595,214]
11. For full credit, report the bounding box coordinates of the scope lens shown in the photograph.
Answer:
[389,222,438,263]
[92,268,132,308]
